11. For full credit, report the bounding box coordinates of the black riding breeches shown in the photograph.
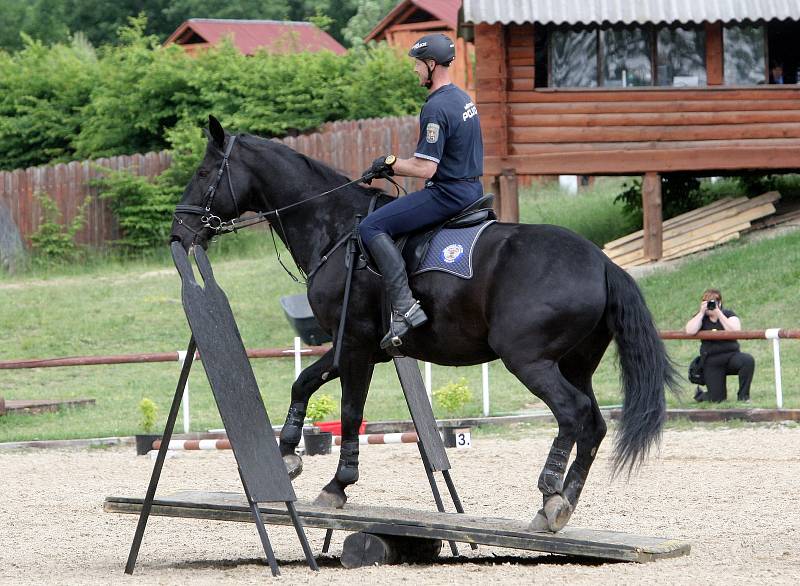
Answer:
[701,351,755,402]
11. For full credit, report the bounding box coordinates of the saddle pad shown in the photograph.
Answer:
[412,220,495,279]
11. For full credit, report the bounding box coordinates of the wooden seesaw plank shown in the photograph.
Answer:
[104,491,690,563]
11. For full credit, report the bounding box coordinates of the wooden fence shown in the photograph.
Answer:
[0,116,420,248]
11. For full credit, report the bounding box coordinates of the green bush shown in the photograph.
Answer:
[138,397,158,433]
[306,394,336,422]
[29,191,89,263]
[433,378,472,415]
[94,167,178,252]
[0,16,425,172]
[614,173,712,225]
[0,34,98,170]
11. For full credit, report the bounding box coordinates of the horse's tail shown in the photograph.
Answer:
[604,260,679,476]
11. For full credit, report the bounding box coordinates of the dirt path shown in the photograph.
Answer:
[1,425,798,585]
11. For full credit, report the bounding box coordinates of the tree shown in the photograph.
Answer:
[341,0,396,47]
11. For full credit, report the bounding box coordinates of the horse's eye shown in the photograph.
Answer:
[197,168,209,178]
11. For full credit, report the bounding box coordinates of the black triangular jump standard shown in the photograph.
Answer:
[123,243,318,577]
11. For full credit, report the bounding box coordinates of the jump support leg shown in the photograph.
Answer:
[125,337,197,575]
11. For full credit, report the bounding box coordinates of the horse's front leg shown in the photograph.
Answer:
[314,351,375,508]
[279,348,338,478]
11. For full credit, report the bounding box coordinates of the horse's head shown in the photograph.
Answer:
[170,116,256,251]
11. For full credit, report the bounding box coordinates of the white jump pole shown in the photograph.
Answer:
[293,336,302,380]
[424,362,432,403]
[482,363,490,416]
[177,350,190,433]
[765,328,783,409]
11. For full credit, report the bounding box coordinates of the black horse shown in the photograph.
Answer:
[171,117,677,533]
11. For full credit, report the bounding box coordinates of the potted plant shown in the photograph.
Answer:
[135,397,161,455]
[303,394,336,456]
[432,378,472,447]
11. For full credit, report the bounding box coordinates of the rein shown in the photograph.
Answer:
[173,133,401,284]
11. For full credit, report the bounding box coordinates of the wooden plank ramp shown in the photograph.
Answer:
[603,192,780,269]
[104,491,690,563]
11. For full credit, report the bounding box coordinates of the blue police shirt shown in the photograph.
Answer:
[413,84,483,182]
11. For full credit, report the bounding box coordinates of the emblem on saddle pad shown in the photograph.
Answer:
[442,244,464,263]
[414,220,495,279]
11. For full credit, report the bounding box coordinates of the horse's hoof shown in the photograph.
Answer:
[283,454,303,480]
[528,510,550,532]
[543,494,573,532]
[313,488,347,509]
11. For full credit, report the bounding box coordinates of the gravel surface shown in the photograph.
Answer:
[1,425,798,585]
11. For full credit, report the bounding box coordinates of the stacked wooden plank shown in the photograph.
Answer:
[603,191,780,268]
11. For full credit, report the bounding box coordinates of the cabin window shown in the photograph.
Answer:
[723,24,766,85]
[546,24,706,88]
[657,27,706,86]
[550,28,597,87]
[601,26,653,87]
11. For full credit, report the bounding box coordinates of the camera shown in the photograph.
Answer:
[706,300,717,310]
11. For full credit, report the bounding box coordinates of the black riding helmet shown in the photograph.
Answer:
[408,33,455,88]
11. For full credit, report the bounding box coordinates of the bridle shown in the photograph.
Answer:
[173,134,240,236]
[172,133,400,283]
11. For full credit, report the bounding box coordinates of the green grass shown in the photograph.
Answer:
[518,177,638,246]
[1,186,799,442]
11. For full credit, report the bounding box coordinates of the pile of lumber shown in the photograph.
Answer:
[603,191,780,268]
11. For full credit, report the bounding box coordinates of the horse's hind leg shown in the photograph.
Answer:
[279,348,338,478]
[535,327,612,530]
[498,354,592,533]
[315,350,374,508]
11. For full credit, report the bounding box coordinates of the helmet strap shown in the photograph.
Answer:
[424,61,436,89]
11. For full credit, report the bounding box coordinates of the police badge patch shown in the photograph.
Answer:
[426,123,440,143]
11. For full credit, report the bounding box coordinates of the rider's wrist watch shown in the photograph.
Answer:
[384,154,397,167]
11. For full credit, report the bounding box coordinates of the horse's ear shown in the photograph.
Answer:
[208,115,225,149]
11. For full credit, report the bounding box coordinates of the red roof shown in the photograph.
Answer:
[165,19,346,56]
[366,0,460,42]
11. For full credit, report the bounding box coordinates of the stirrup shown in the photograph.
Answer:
[380,302,427,349]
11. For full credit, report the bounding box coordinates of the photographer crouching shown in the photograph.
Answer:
[685,288,755,403]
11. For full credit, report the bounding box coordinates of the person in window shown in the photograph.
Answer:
[684,288,755,402]
[769,61,784,84]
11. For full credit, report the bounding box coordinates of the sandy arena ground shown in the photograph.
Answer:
[1,425,799,585]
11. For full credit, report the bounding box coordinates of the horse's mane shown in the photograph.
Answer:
[240,132,390,202]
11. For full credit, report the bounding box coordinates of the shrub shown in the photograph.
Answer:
[29,191,88,263]
[433,378,472,415]
[306,394,337,422]
[94,167,178,252]
[138,397,158,433]
[614,173,713,226]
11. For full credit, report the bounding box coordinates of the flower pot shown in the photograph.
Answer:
[314,420,367,436]
[135,433,162,455]
[303,430,333,456]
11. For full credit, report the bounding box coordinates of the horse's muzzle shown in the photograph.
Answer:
[170,215,211,252]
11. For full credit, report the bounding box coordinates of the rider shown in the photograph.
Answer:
[359,33,484,349]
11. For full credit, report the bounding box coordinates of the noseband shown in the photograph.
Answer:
[173,135,240,235]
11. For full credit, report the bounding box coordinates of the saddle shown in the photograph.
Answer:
[358,194,496,274]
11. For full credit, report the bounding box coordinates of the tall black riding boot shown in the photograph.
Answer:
[368,233,428,349]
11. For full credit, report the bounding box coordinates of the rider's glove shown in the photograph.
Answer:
[361,154,396,184]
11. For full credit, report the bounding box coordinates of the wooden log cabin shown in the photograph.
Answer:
[462,0,800,259]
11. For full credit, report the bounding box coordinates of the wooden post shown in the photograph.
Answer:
[0,396,5,415]
[498,169,519,223]
[642,172,663,260]
[705,22,723,85]
[485,175,501,218]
